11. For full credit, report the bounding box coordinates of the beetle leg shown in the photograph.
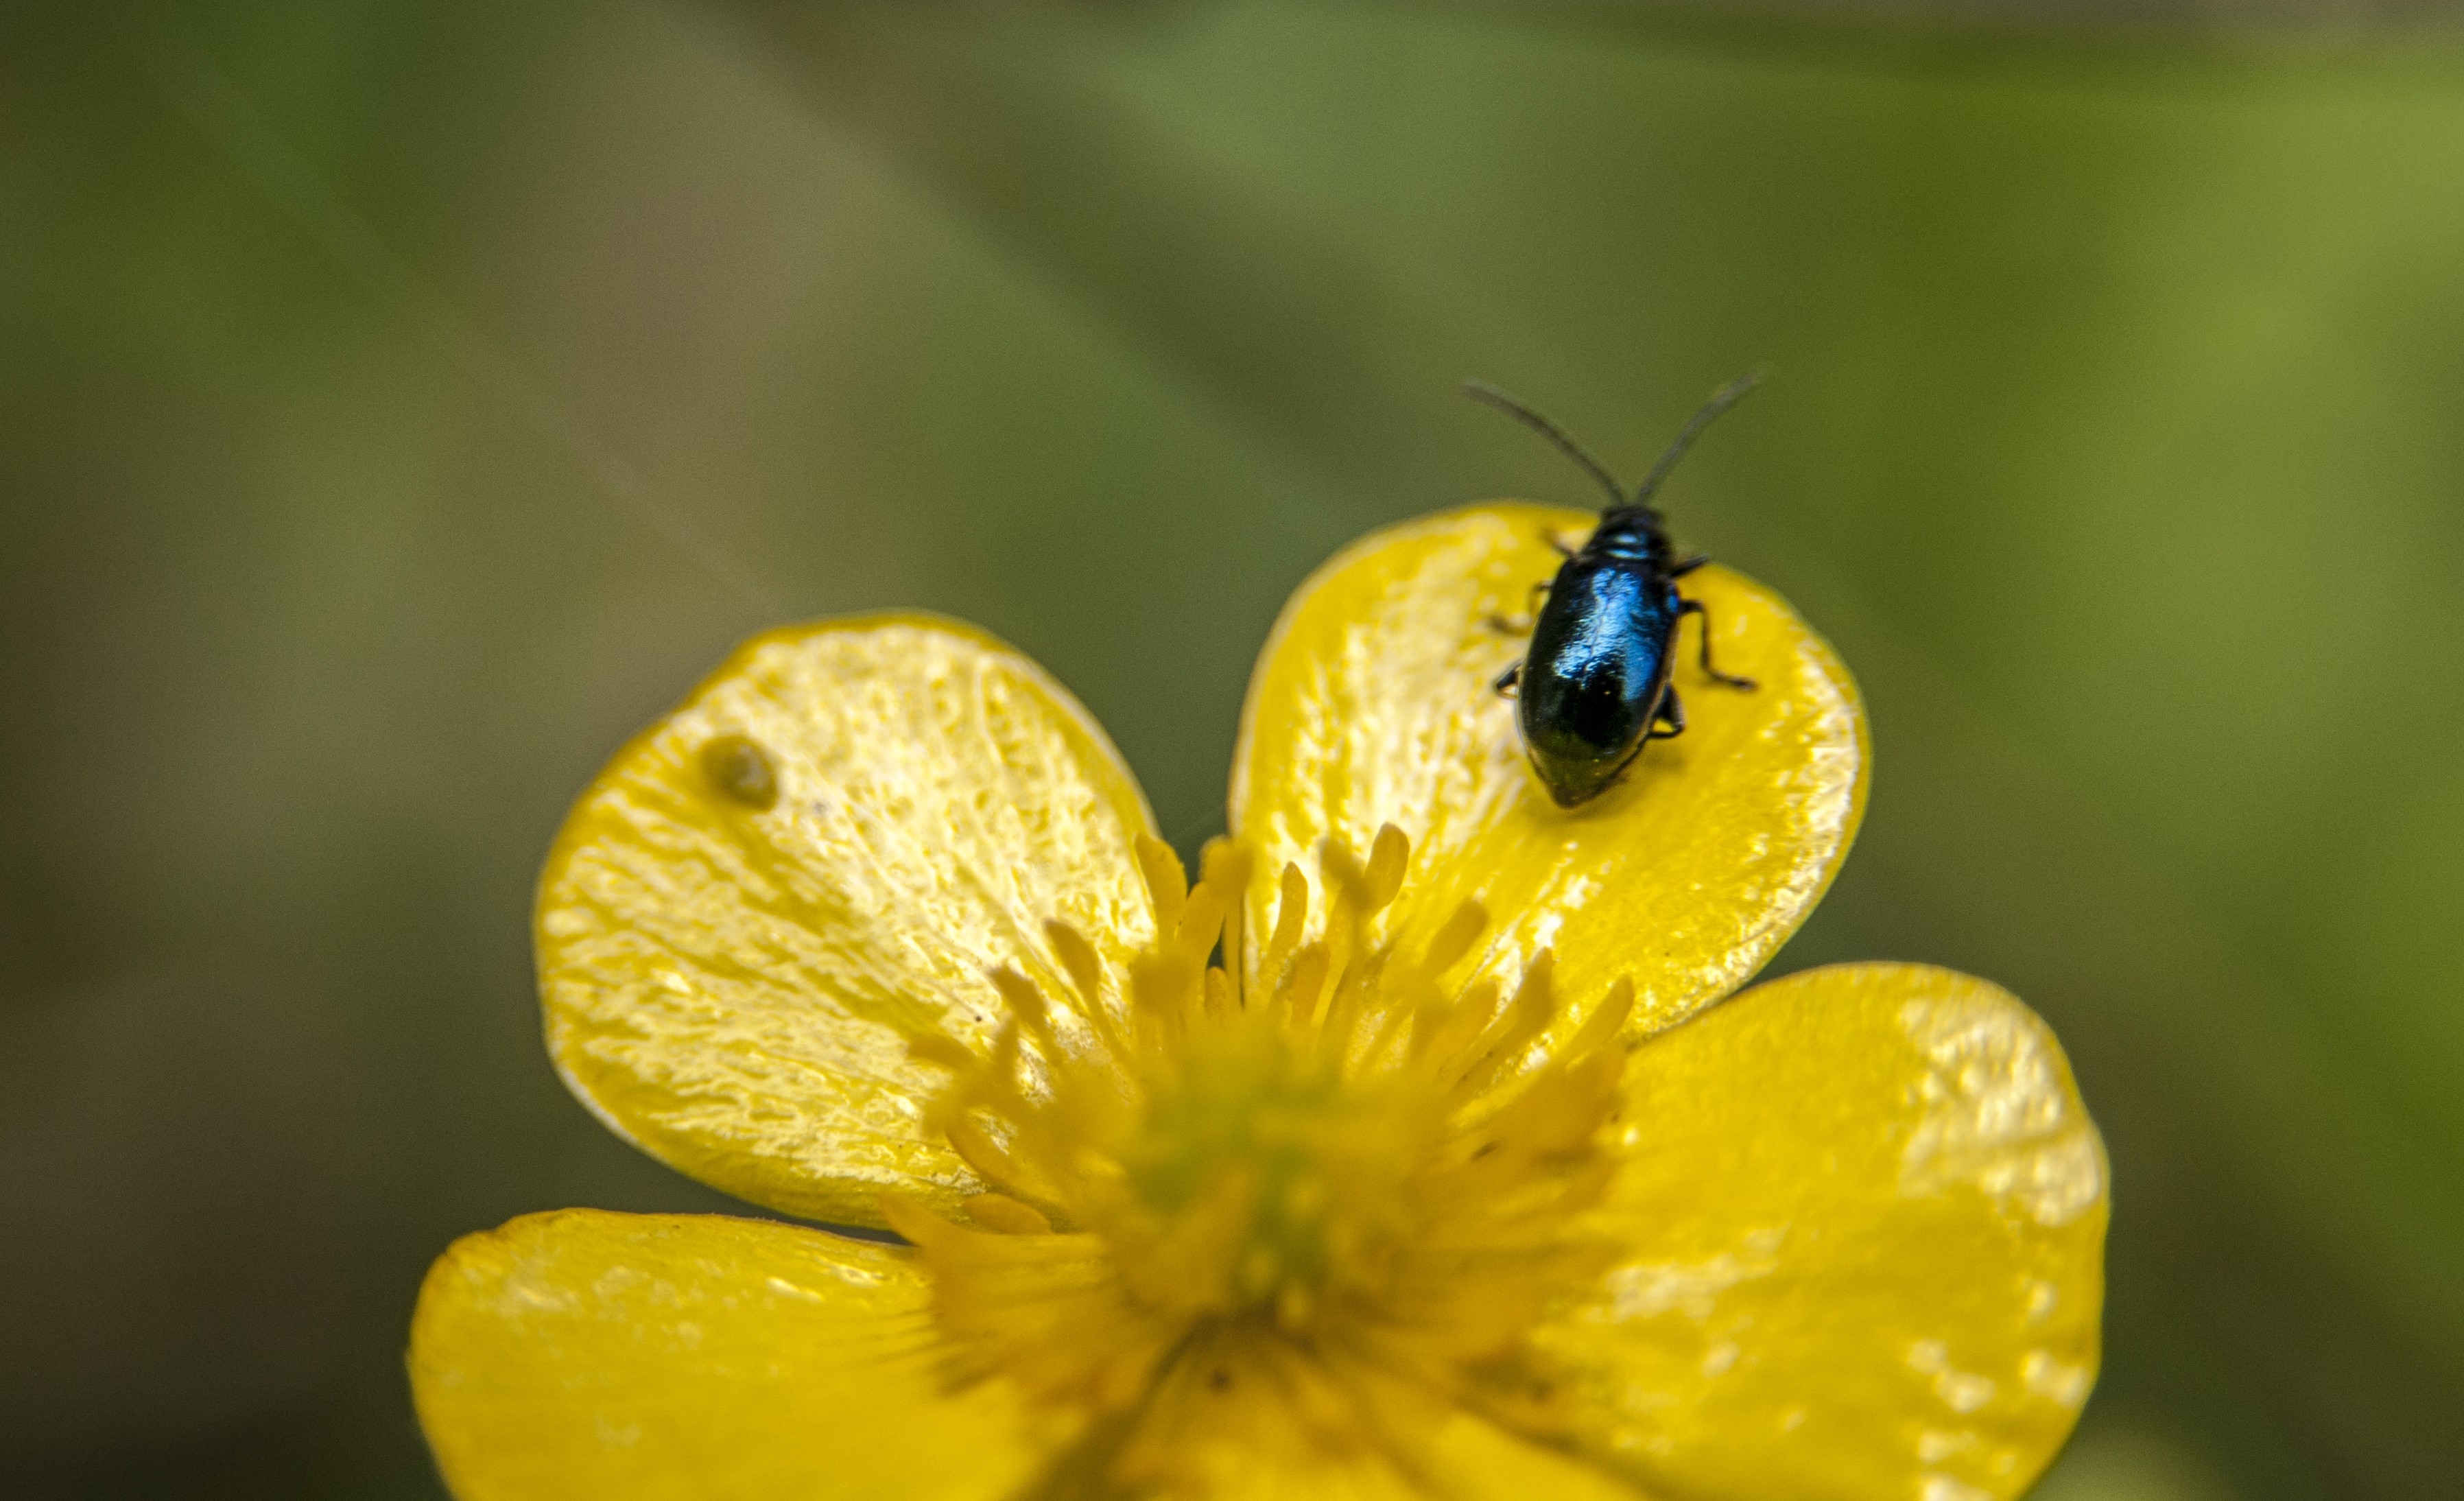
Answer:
[1678,598,1757,689]
[1646,685,1686,740]
[1485,580,1552,635]
[1493,660,1522,698]
[1669,552,1711,578]
[1489,584,1547,635]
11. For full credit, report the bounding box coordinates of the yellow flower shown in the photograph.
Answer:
[410,504,2106,1501]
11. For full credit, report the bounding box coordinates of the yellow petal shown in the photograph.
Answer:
[1531,963,2107,1501]
[410,1214,1654,1501]
[1423,1407,1657,1501]
[412,1209,1074,1501]
[538,615,1158,1224]
[1115,1334,1654,1500]
[1168,1408,1655,1501]
[1229,504,1865,1039]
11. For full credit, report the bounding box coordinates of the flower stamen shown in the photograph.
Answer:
[892,824,1633,1485]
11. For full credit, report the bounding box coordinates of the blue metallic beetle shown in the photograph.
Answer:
[1469,373,1764,808]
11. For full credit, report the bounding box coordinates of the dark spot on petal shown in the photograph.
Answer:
[1472,1141,1499,1159]
[1207,1368,1233,1393]
[700,733,779,809]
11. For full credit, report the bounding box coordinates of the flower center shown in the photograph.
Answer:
[1111,1018,1437,1331]
[882,827,1633,1487]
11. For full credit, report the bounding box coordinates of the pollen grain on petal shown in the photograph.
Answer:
[696,732,779,809]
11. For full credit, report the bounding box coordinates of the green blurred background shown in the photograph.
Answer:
[5,1,2463,1496]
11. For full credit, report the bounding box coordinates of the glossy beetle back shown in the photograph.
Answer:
[1517,533,1681,807]
[1468,373,1765,807]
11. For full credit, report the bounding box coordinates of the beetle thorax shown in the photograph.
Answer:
[1578,505,1676,566]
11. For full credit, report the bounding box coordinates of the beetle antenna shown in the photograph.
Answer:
[1632,368,1766,508]
[1463,379,1628,510]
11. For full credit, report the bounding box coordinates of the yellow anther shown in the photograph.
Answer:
[1364,823,1410,910]
[1130,950,1202,1035]
[1498,1049,1624,1157]
[1448,950,1556,1102]
[1356,960,1441,1063]
[1317,836,1366,898]
[989,968,1050,1029]
[1196,837,1249,892]
[877,1192,957,1248]
[1421,899,1489,975]
[1045,921,1108,1010]
[1312,918,1358,1033]
[1414,977,1500,1064]
[1314,949,1382,1059]
[1174,884,1227,961]
[1135,834,1187,934]
[1261,862,1310,982]
[987,968,1072,1067]
[1275,943,1330,1026]
[1043,920,1138,1065]
[964,1194,1056,1236]
[1197,838,1252,1000]
[904,1032,982,1074]
[943,1116,1026,1190]
[1563,976,1636,1061]
[947,1114,1076,1218]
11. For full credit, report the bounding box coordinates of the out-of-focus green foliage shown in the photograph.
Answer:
[3,2,2461,1496]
